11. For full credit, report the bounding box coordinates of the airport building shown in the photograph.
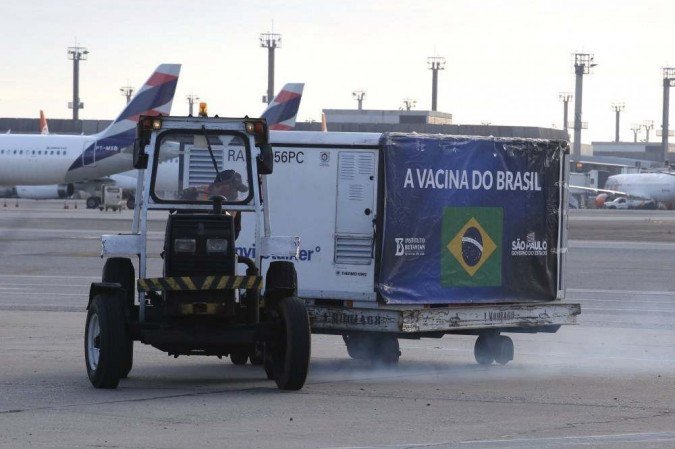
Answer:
[295,109,568,140]
[0,117,111,135]
[1,112,568,140]
[591,141,675,163]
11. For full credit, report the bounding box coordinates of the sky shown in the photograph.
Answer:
[1,0,674,143]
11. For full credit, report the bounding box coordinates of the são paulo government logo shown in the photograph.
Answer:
[441,207,503,287]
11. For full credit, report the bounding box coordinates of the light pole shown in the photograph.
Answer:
[661,68,675,161]
[427,56,446,111]
[352,90,366,110]
[559,92,573,137]
[186,94,199,116]
[260,32,282,105]
[630,123,641,143]
[642,120,654,142]
[67,46,89,120]
[572,52,597,161]
[120,85,134,104]
[402,98,416,111]
[611,102,625,143]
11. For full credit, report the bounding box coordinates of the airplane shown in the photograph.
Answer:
[569,169,675,209]
[590,172,675,208]
[111,82,305,208]
[0,64,181,198]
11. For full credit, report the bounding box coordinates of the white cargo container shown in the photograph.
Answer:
[237,131,580,365]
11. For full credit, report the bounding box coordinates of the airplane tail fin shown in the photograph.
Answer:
[98,64,181,140]
[39,110,49,134]
[261,83,304,130]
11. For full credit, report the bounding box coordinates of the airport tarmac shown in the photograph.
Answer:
[0,201,674,449]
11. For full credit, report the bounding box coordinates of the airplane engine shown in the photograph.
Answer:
[0,186,16,198]
[16,184,74,199]
[594,193,608,208]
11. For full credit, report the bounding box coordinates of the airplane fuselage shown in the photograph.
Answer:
[0,134,132,185]
[605,173,675,203]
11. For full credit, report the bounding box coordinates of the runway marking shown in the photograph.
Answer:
[0,292,82,297]
[0,305,82,312]
[0,274,97,279]
[0,283,90,288]
[321,431,675,448]
[582,306,675,313]
[568,239,675,250]
[568,288,675,296]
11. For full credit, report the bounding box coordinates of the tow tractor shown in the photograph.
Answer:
[84,115,310,390]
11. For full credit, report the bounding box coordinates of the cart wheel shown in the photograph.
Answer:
[263,346,275,380]
[343,334,366,360]
[494,335,514,365]
[371,335,400,366]
[269,296,311,390]
[343,333,400,365]
[126,197,135,210]
[230,349,249,365]
[85,295,126,388]
[249,346,264,365]
[86,196,100,209]
[474,335,494,366]
[102,258,135,378]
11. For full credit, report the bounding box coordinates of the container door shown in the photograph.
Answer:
[334,151,376,265]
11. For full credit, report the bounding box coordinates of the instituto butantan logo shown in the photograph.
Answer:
[441,207,503,287]
[394,237,426,257]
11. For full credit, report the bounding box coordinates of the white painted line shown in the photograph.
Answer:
[0,274,97,279]
[0,292,82,297]
[0,283,90,288]
[582,306,675,313]
[568,288,675,296]
[321,431,675,449]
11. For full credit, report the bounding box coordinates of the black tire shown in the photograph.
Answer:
[494,335,514,365]
[474,335,494,366]
[85,294,127,388]
[371,335,400,365]
[268,297,311,390]
[343,334,366,360]
[230,349,249,365]
[102,258,135,378]
[126,197,135,210]
[249,347,264,365]
[343,333,400,365]
[86,196,100,209]
[263,347,275,380]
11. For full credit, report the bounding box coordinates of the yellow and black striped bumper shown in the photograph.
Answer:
[137,275,262,292]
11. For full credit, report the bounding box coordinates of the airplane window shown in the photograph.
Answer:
[38,151,41,155]
[50,151,54,155]
[13,150,16,154]
[19,150,23,154]
[32,150,35,155]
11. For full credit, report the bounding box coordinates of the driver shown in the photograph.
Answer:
[181,169,248,202]
[180,170,248,238]
[209,169,248,202]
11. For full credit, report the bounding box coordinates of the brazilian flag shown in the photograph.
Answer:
[441,207,503,287]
